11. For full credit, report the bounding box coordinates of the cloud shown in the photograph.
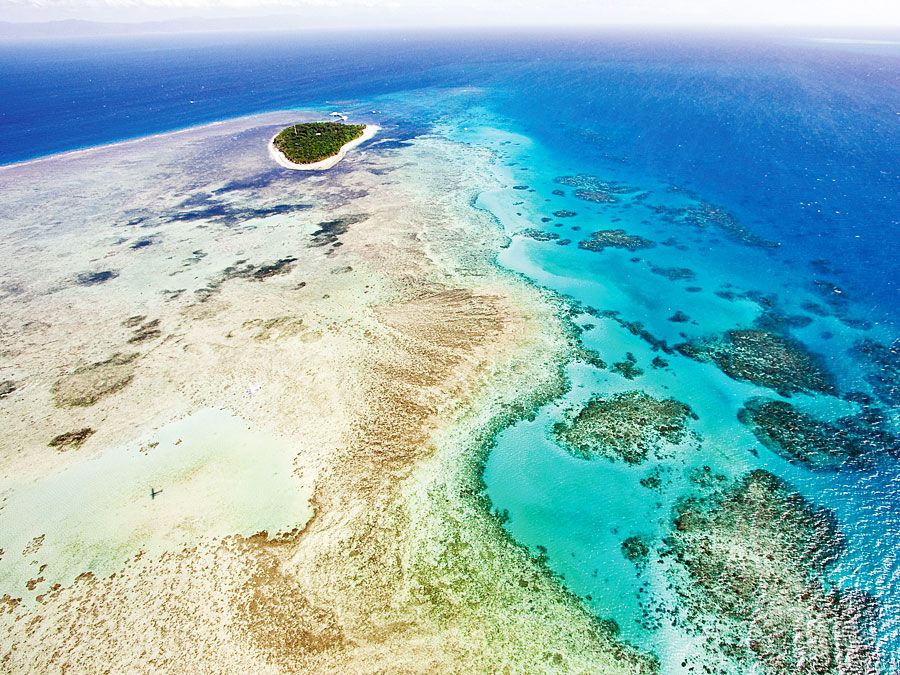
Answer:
[2,0,898,27]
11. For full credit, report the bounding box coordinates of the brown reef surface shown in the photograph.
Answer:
[0,113,654,672]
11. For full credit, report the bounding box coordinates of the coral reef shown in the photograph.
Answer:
[853,339,900,407]
[738,397,899,470]
[579,229,656,253]
[649,265,695,281]
[52,353,138,408]
[76,270,118,286]
[0,380,16,399]
[677,329,835,395]
[611,353,644,380]
[517,228,560,242]
[48,428,95,450]
[621,536,650,565]
[669,470,879,673]
[553,390,697,464]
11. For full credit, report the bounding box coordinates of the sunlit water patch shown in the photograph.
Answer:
[0,408,313,599]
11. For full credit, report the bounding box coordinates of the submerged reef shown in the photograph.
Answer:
[517,228,560,242]
[579,229,656,253]
[669,470,879,673]
[647,201,779,249]
[574,189,619,204]
[554,174,637,198]
[48,427,95,451]
[195,257,299,301]
[52,353,138,407]
[738,397,899,471]
[853,339,900,407]
[309,214,369,250]
[0,380,16,398]
[163,192,312,227]
[553,390,697,464]
[677,329,835,395]
[648,265,696,282]
[621,536,651,566]
[75,270,118,286]
[611,352,644,380]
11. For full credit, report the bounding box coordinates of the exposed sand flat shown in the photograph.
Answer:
[0,113,653,672]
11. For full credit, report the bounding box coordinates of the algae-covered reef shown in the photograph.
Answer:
[52,352,138,407]
[669,470,879,674]
[553,390,697,464]
[677,329,835,395]
[273,122,365,164]
[738,397,900,471]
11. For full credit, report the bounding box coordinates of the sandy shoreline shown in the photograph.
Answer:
[268,124,379,171]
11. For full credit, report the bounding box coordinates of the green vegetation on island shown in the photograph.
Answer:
[273,121,366,164]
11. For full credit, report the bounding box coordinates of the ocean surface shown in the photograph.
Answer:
[2,29,898,670]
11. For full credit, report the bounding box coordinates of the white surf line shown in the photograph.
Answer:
[269,124,379,171]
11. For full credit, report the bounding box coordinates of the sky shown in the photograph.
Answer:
[1,0,899,28]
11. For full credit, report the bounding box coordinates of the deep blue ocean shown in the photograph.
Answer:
[2,29,898,670]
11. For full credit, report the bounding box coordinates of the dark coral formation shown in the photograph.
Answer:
[196,257,298,301]
[574,189,619,204]
[753,310,813,333]
[621,536,650,565]
[611,353,644,380]
[164,192,311,227]
[76,270,118,286]
[668,311,690,323]
[552,210,578,218]
[569,304,673,354]
[0,379,16,399]
[52,353,138,408]
[127,318,162,344]
[669,470,879,673]
[309,214,369,249]
[852,339,900,407]
[578,229,655,253]
[553,390,697,464]
[649,265,695,282]
[554,175,637,199]
[647,201,779,249]
[251,258,298,280]
[517,228,560,242]
[48,427,95,450]
[738,397,899,471]
[677,329,835,395]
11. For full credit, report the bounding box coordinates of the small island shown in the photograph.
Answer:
[269,121,378,171]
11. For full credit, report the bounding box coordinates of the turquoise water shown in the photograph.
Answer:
[471,119,900,669]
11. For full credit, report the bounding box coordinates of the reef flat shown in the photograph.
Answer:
[0,112,654,672]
